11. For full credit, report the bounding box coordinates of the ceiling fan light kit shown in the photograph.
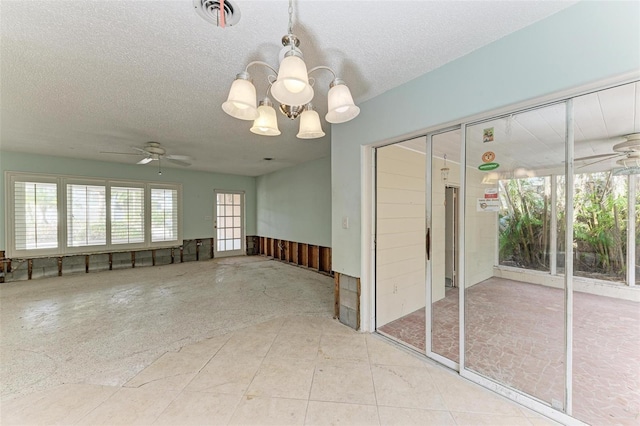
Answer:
[575,133,640,173]
[217,0,359,139]
[616,152,640,168]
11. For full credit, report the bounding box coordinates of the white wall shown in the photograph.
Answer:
[0,151,257,248]
[431,157,460,303]
[375,143,425,326]
[464,166,498,287]
[256,156,331,247]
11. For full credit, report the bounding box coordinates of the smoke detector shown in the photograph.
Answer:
[194,0,241,27]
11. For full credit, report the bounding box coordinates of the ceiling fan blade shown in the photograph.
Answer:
[100,151,141,155]
[137,157,153,165]
[578,153,625,169]
[166,158,191,167]
[130,146,148,154]
[165,154,191,161]
[575,153,618,161]
[576,135,626,145]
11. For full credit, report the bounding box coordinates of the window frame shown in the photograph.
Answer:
[64,178,108,254]
[149,184,183,248]
[109,182,147,250]
[6,174,61,258]
[5,172,183,258]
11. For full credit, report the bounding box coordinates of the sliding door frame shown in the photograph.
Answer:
[367,73,639,426]
[458,101,580,425]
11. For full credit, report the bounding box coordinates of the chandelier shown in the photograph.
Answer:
[221,0,360,139]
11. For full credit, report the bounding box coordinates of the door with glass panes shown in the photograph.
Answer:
[214,190,245,257]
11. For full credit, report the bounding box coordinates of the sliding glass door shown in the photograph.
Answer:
[373,80,639,424]
[375,137,427,354]
[375,130,461,368]
[462,102,568,410]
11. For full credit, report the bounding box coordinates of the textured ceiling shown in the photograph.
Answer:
[1,0,576,176]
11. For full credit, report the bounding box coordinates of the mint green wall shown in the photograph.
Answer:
[332,1,640,277]
[256,157,331,247]
[0,151,257,249]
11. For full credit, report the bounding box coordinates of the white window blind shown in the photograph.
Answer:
[14,181,58,250]
[7,173,181,257]
[67,184,106,247]
[111,186,145,244]
[151,188,178,242]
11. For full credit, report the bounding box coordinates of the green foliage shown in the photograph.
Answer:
[499,172,634,281]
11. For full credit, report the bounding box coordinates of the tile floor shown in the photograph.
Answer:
[379,278,640,426]
[0,257,559,425]
[1,315,557,425]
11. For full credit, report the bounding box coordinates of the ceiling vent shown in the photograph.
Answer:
[194,0,240,27]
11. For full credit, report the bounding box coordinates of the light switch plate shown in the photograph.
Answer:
[342,216,349,229]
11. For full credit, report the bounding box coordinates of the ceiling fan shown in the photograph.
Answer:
[101,142,192,167]
[575,133,640,173]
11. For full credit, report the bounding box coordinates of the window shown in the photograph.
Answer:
[67,184,106,247]
[13,180,58,251]
[111,186,145,245]
[151,188,178,243]
[6,173,182,257]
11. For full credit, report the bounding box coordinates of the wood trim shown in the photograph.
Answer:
[334,273,340,319]
[0,250,5,283]
[356,278,361,331]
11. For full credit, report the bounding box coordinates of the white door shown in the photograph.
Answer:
[214,190,245,258]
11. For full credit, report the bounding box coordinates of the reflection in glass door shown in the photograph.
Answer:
[463,103,567,409]
[375,137,427,353]
[428,130,461,365]
[214,190,245,257]
[375,131,461,367]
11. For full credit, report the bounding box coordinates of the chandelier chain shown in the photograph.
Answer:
[288,0,293,34]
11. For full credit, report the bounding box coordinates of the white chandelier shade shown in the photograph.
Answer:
[221,75,259,120]
[326,82,360,124]
[250,98,281,136]
[297,105,325,139]
[271,54,315,106]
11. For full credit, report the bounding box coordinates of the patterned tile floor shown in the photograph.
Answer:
[379,278,640,426]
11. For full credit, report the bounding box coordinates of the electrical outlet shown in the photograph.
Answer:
[393,284,398,294]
